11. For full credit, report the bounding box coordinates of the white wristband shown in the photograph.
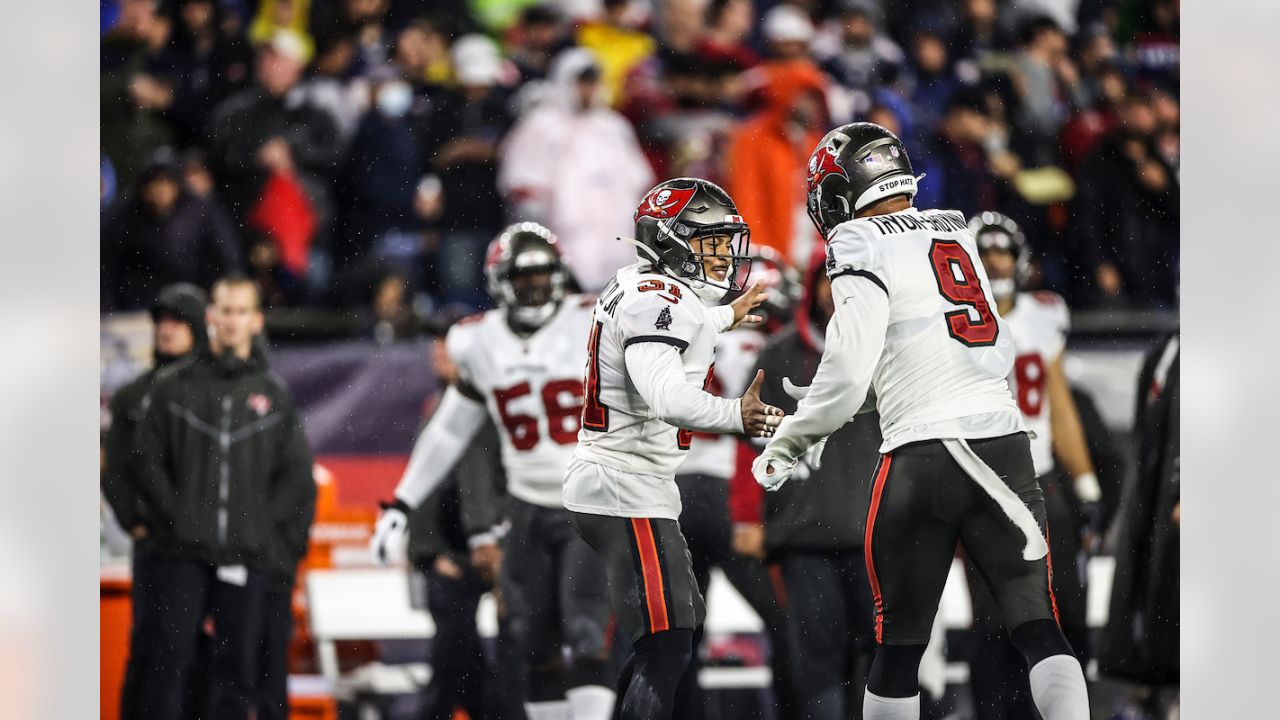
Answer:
[1073,472,1102,503]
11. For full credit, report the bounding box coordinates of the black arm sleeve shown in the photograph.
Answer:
[457,419,507,540]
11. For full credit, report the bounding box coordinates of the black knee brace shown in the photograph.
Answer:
[1009,618,1075,668]
[866,643,927,699]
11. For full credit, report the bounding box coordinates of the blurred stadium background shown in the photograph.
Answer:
[99,0,1178,718]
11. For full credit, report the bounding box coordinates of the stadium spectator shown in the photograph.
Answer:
[725,61,827,264]
[695,0,760,76]
[947,0,1009,65]
[163,0,253,148]
[506,5,574,84]
[101,148,242,312]
[330,66,423,305]
[1058,61,1128,173]
[1151,87,1180,173]
[206,29,341,304]
[1124,0,1179,88]
[576,0,656,105]
[394,17,454,87]
[417,35,516,307]
[248,0,315,60]
[292,31,368,144]
[180,148,218,198]
[101,0,178,186]
[125,275,315,720]
[904,24,961,147]
[499,48,654,290]
[812,0,903,102]
[1070,92,1179,308]
[915,88,1021,218]
[311,0,394,74]
[1010,15,1088,166]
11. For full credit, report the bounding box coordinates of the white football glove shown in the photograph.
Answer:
[370,500,410,567]
[753,452,795,492]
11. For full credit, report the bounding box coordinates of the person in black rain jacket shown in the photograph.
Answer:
[124,274,314,720]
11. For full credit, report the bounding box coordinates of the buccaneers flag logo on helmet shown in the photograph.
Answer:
[636,185,697,221]
[807,142,848,196]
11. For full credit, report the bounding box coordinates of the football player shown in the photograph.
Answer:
[370,222,615,720]
[969,211,1101,717]
[563,178,784,720]
[752,124,1090,720]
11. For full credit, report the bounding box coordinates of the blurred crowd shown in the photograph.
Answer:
[101,0,1179,323]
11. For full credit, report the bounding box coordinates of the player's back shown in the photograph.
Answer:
[575,263,721,480]
[446,295,595,507]
[825,206,1022,451]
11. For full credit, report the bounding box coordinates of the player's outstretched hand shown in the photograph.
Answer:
[370,500,410,567]
[741,370,784,437]
[729,281,769,329]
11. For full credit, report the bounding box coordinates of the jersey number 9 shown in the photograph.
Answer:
[929,240,999,347]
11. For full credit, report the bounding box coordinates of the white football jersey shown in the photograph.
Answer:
[446,295,596,508]
[1002,291,1070,476]
[566,263,728,517]
[825,207,1024,452]
[677,328,765,479]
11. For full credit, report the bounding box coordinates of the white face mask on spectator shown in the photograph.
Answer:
[376,81,413,118]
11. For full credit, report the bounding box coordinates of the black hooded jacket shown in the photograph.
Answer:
[102,283,210,532]
[752,253,885,554]
[134,343,315,582]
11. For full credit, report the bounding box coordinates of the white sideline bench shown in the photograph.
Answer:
[306,557,1116,695]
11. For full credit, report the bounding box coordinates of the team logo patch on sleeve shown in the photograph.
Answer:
[247,393,272,417]
[655,306,673,331]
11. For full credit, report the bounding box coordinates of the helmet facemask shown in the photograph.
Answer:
[483,222,570,330]
[489,242,567,330]
[970,212,1028,301]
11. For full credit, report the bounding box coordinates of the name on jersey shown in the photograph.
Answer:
[866,210,967,235]
[599,277,624,317]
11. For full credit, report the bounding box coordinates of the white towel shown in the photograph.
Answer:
[942,438,1049,561]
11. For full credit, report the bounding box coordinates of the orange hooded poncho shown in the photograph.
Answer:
[725,61,829,264]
